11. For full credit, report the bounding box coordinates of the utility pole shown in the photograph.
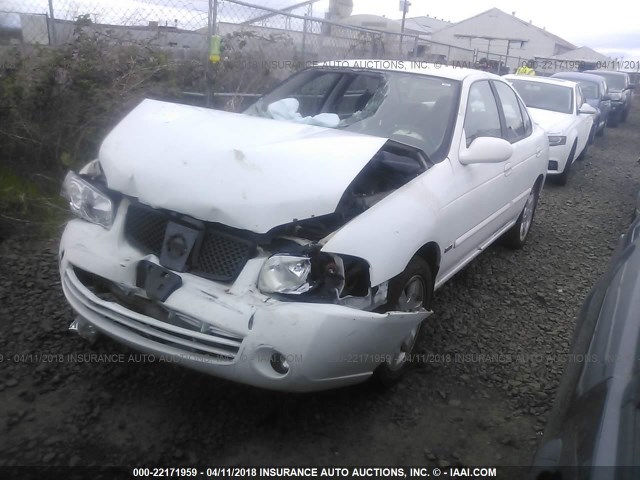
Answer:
[400,0,410,55]
[48,0,57,46]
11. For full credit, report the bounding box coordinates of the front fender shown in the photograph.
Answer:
[321,168,448,286]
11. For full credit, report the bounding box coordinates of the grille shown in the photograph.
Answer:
[124,203,255,282]
[124,205,167,255]
[195,228,256,281]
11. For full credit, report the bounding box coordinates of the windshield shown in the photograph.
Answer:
[593,72,627,90]
[577,81,599,99]
[509,80,573,114]
[245,68,461,161]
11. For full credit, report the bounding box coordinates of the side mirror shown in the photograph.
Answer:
[459,137,513,165]
[579,103,597,115]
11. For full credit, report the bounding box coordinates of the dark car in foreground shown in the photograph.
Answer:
[584,70,635,126]
[552,72,611,138]
[532,215,640,478]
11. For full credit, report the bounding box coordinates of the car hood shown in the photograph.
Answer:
[99,99,388,233]
[528,108,573,133]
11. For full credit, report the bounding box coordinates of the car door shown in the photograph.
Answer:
[599,80,611,125]
[439,80,513,276]
[575,86,592,151]
[492,80,542,219]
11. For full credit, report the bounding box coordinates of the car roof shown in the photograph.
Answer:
[584,69,628,77]
[503,74,577,88]
[318,59,500,82]
[552,72,606,84]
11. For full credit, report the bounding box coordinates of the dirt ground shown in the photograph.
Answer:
[1,107,639,473]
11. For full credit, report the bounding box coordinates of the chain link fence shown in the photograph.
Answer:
[2,0,480,100]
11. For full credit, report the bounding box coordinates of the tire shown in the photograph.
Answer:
[621,106,629,123]
[373,257,433,388]
[577,139,589,161]
[502,182,540,249]
[609,113,620,128]
[554,142,576,186]
[596,121,605,137]
[587,125,596,145]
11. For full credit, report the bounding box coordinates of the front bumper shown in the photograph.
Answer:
[59,202,428,392]
[546,143,572,176]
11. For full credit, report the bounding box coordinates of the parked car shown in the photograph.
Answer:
[532,215,640,478]
[584,70,636,126]
[552,72,611,138]
[59,62,549,392]
[504,75,596,186]
[626,72,640,97]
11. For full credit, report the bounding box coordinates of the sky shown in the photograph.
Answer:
[2,0,638,60]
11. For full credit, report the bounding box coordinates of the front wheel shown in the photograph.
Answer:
[373,257,433,387]
[502,184,540,249]
[609,113,620,128]
[621,106,629,123]
[554,142,576,186]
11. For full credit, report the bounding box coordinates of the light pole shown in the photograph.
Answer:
[400,0,410,54]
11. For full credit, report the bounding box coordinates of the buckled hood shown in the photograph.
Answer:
[99,99,387,233]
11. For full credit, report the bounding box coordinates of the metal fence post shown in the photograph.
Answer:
[48,0,57,46]
[302,15,308,61]
[206,0,218,108]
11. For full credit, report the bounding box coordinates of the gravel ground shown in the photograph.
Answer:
[1,107,639,471]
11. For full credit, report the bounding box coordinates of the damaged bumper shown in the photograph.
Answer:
[59,213,428,392]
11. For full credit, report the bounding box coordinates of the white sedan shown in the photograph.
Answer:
[504,75,596,185]
[59,62,548,392]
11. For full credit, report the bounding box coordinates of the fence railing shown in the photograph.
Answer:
[2,0,482,106]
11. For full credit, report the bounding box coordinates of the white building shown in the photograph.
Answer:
[430,8,576,70]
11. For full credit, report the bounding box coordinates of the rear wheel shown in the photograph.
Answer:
[373,257,433,387]
[502,183,540,249]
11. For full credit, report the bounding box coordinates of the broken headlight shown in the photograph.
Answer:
[61,171,114,229]
[258,255,313,295]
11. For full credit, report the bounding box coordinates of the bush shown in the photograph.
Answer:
[0,29,205,178]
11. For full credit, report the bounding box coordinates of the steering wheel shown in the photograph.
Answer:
[391,125,437,153]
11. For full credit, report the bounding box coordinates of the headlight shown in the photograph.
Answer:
[548,135,567,146]
[258,255,312,294]
[610,92,622,101]
[61,171,114,229]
